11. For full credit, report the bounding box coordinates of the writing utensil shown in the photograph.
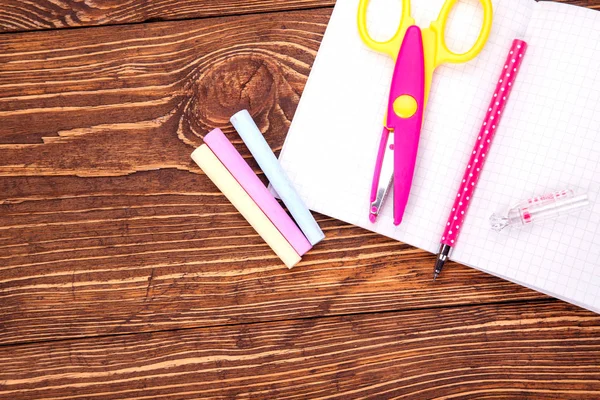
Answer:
[191,145,302,269]
[203,128,312,256]
[358,0,493,225]
[434,39,528,280]
[230,110,325,246]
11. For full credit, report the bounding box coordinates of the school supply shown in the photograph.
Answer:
[277,0,600,313]
[203,128,312,256]
[434,39,527,280]
[191,145,302,269]
[231,110,325,246]
[490,189,590,232]
[360,0,493,225]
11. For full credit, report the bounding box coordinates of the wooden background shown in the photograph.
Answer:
[0,0,599,398]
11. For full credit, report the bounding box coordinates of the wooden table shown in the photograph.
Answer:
[1,1,599,398]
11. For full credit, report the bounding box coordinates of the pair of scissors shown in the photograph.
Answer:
[358,0,493,225]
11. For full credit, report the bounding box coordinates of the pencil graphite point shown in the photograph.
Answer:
[433,243,452,281]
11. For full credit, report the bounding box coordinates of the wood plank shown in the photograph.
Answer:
[0,171,544,346]
[551,0,600,9]
[0,0,335,33]
[1,302,599,399]
[0,9,549,346]
[0,0,597,34]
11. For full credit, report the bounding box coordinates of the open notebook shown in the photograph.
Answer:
[277,0,600,313]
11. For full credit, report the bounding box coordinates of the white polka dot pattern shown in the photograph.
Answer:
[441,39,528,247]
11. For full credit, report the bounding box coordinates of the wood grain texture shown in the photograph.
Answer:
[0,8,553,347]
[1,302,599,399]
[0,0,598,34]
[0,174,545,345]
[0,1,599,399]
[0,0,335,33]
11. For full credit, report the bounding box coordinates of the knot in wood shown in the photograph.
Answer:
[182,55,279,140]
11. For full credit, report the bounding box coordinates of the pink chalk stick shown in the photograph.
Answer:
[204,128,312,256]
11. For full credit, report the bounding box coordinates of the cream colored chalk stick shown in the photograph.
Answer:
[191,144,301,268]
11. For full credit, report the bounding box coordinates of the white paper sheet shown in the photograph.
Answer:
[278,0,600,313]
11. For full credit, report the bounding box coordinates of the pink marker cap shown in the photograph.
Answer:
[204,128,312,256]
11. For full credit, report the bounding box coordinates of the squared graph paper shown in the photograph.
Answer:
[277,0,600,314]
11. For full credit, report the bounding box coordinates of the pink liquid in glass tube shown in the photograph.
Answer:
[490,189,590,231]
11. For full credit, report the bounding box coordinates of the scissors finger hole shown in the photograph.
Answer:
[443,0,485,55]
[364,0,404,42]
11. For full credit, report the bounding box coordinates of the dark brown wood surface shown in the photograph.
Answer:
[2,302,599,400]
[0,0,599,398]
[0,7,545,347]
[0,0,335,33]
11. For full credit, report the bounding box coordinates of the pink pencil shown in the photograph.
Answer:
[204,129,312,256]
[434,39,528,280]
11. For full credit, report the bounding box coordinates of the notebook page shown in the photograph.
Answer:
[278,0,600,313]
[278,0,531,250]
[451,2,600,313]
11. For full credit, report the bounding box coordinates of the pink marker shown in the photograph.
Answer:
[434,39,528,280]
[204,129,312,256]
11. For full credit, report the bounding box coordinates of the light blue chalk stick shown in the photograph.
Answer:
[230,110,325,246]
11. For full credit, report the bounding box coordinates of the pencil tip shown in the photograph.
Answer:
[369,213,377,223]
[433,244,452,281]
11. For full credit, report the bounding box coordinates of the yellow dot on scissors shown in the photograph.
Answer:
[393,95,418,119]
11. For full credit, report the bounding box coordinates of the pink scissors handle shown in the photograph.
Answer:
[387,26,425,225]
